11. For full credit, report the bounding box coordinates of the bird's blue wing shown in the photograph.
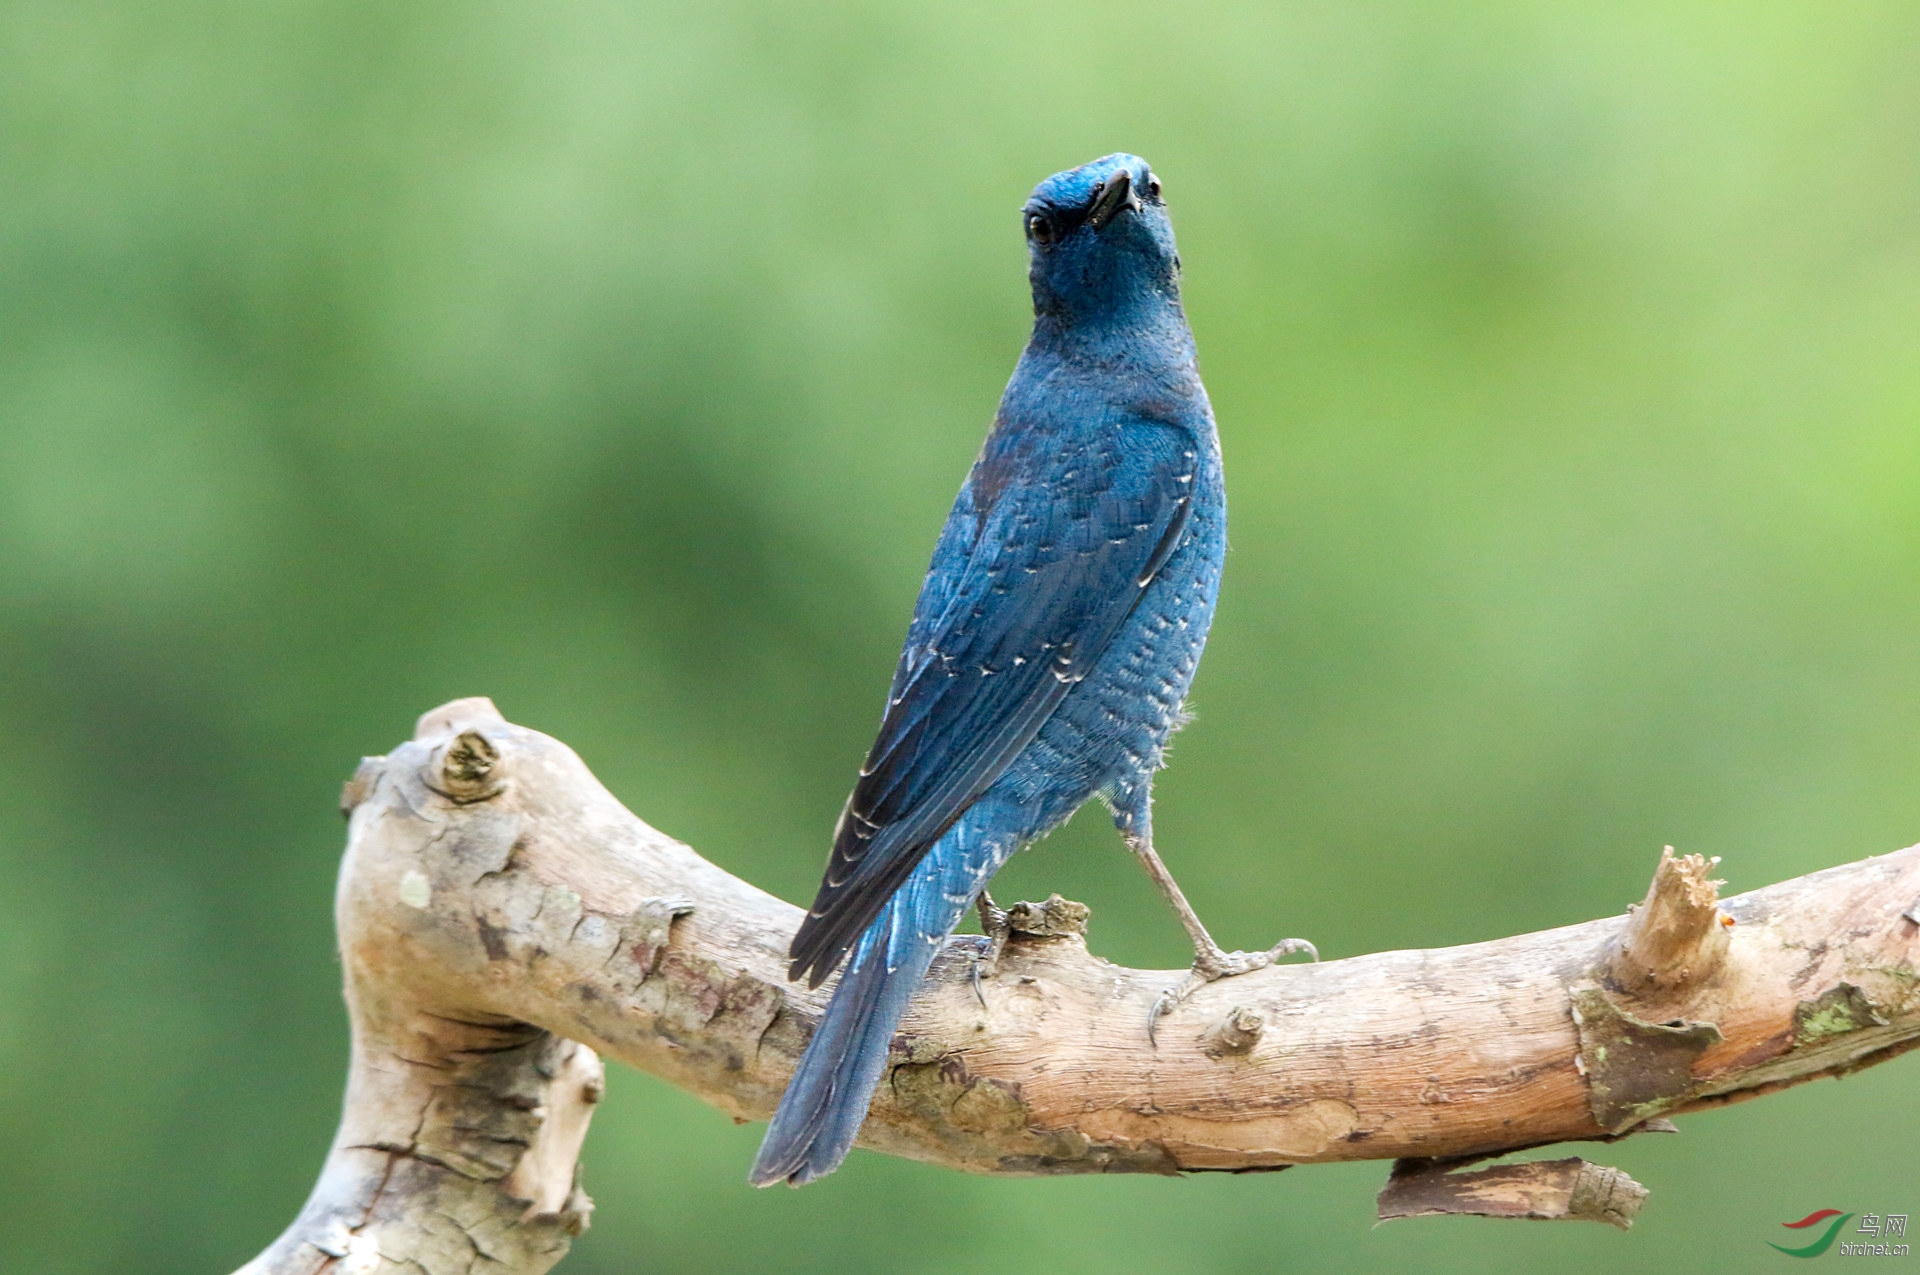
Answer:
[788,414,1201,986]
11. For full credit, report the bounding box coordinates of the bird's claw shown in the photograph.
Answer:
[1147,937,1318,1046]
[970,894,1012,1009]
[1265,936,1318,964]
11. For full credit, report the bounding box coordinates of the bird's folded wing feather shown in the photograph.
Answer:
[789,417,1199,985]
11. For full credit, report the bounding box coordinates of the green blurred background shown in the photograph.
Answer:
[3,2,1918,1271]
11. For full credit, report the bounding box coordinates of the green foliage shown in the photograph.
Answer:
[2,3,1916,1271]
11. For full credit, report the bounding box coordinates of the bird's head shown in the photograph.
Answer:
[1023,153,1180,326]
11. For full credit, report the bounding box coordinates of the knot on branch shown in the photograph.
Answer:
[1608,846,1730,998]
[433,730,505,803]
[1005,893,1090,940]
[1200,1005,1265,1058]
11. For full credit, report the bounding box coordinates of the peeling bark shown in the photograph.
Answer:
[1377,1156,1649,1229]
[242,698,1920,1273]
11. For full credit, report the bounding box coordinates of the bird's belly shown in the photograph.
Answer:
[994,528,1223,820]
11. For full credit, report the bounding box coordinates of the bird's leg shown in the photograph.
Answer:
[1119,818,1317,1044]
[970,889,1012,1008]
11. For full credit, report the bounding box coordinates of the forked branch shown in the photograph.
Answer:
[241,699,1920,1273]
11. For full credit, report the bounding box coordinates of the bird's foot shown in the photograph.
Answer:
[970,893,1012,1008]
[1148,937,1318,1046]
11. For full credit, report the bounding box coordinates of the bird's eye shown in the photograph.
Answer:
[1145,174,1162,201]
[1027,212,1056,245]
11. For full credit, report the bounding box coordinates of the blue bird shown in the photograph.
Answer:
[749,154,1314,1188]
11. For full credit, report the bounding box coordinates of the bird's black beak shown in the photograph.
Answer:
[1086,169,1141,231]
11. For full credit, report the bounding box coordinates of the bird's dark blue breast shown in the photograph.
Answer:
[994,408,1225,823]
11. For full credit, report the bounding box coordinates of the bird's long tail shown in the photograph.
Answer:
[750,817,1012,1187]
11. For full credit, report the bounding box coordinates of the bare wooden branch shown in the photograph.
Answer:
[241,699,1920,1274]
